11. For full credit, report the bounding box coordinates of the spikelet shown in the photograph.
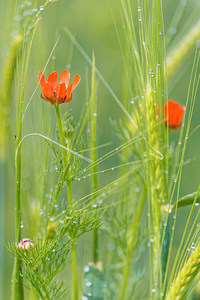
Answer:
[165,243,200,300]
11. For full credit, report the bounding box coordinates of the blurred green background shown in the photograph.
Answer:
[1,0,200,298]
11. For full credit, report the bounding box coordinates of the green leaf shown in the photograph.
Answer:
[172,191,200,209]
[82,264,108,300]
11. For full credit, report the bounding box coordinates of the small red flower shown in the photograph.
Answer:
[164,100,185,130]
[38,71,80,105]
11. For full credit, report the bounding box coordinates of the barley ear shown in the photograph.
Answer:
[165,243,200,300]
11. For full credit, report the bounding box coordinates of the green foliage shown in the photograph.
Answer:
[2,0,200,299]
[59,206,103,241]
[8,235,70,300]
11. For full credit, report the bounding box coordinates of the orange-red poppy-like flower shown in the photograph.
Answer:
[164,100,185,130]
[38,71,80,105]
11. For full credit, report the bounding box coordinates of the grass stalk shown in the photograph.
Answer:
[90,54,99,264]
[12,75,24,300]
[12,23,38,300]
[54,104,78,299]
[118,189,146,300]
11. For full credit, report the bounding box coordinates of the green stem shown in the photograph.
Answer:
[54,105,78,300]
[72,243,78,300]
[119,189,146,300]
[12,126,24,300]
[67,181,73,207]
[54,105,66,159]
[90,54,99,264]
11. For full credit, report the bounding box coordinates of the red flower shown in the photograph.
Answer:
[164,100,185,130]
[38,71,80,105]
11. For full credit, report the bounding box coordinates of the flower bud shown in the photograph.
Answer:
[17,238,34,251]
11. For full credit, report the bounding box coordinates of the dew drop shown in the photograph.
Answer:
[84,266,90,273]
[82,297,88,300]
[86,281,92,287]
[93,113,97,117]
[51,56,55,60]
[138,18,142,22]
[195,203,199,207]
[152,288,156,293]
[49,217,54,221]
[150,237,154,243]
[130,98,134,104]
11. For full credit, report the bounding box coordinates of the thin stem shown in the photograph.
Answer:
[54,105,78,299]
[119,189,146,300]
[12,98,24,300]
[90,54,99,264]
[72,244,78,300]
[54,105,66,159]
[67,181,73,207]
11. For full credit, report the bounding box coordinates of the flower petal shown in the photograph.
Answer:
[165,100,185,129]
[38,72,45,86]
[66,74,80,96]
[59,70,70,87]
[178,106,185,123]
[55,83,67,101]
[47,71,58,90]
[38,72,54,101]
[64,93,72,103]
